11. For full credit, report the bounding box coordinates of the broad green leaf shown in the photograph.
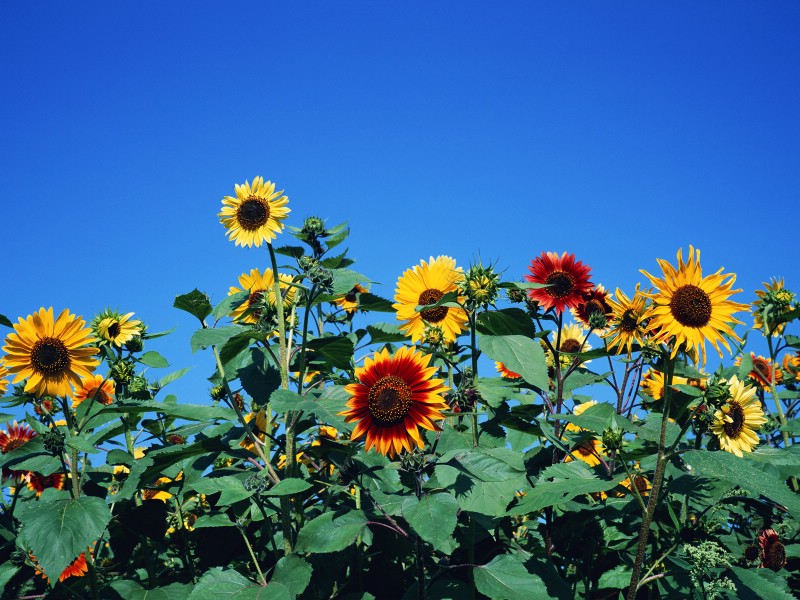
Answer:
[21,496,112,583]
[443,447,525,482]
[138,351,170,368]
[0,563,19,590]
[401,492,458,550]
[0,313,12,327]
[191,325,249,353]
[100,401,236,422]
[597,564,633,589]
[357,292,395,313]
[270,389,303,413]
[238,348,281,404]
[265,478,313,497]
[294,510,369,554]
[160,367,193,388]
[187,567,288,600]
[174,289,212,323]
[555,402,634,434]
[271,555,313,599]
[212,290,249,320]
[0,437,60,476]
[305,335,354,370]
[475,377,525,408]
[476,308,536,337]
[274,245,305,259]
[365,322,408,344]
[478,334,548,390]
[473,554,551,600]
[193,513,235,528]
[105,581,193,600]
[730,566,795,600]
[329,269,371,296]
[455,477,525,517]
[189,475,254,505]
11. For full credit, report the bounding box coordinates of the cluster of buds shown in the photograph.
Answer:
[754,279,797,335]
[42,428,66,455]
[110,359,135,387]
[299,255,334,293]
[298,216,328,255]
[459,261,500,310]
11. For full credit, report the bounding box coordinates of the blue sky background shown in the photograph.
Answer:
[2,2,799,408]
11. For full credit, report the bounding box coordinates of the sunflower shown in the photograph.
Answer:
[641,246,748,366]
[604,284,650,357]
[758,528,787,571]
[393,256,469,344]
[335,284,368,314]
[141,472,182,502]
[783,351,800,381]
[571,285,612,333]
[71,374,115,408]
[33,550,90,583]
[563,401,605,467]
[496,362,522,380]
[229,268,297,324]
[751,277,796,336]
[0,360,8,396]
[239,409,269,454]
[0,421,37,481]
[219,176,290,247]
[639,368,707,401]
[26,472,66,497]
[2,308,99,397]
[94,310,142,347]
[735,353,782,391]
[710,375,767,457]
[525,251,593,314]
[341,346,449,458]
[547,323,592,369]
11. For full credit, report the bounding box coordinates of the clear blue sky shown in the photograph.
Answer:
[2,2,798,407]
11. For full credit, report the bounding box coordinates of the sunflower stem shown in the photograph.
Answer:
[70,444,81,498]
[239,525,267,586]
[469,310,480,447]
[765,335,798,491]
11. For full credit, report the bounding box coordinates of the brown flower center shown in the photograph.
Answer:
[584,299,607,318]
[669,284,712,328]
[247,289,267,319]
[765,541,787,571]
[31,337,71,376]
[107,322,121,339]
[545,271,575,298]
[418,288,448,323]
[620,309,639,332]
[722,400,745,438]
[560,339,582,354]
[576,443,594,457]
[237,197,270,231]
[368,375,412,425]
[86,385,113,406]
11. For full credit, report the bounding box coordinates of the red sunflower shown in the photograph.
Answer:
[341,346,449,458]
[0,421,37,481]
[572,285,612,331]
[524,252,593,314]
[495,362,522,380]
[33,550,90,582]
[26,472,66,498]
[735,353,783,391]
[71,373,115,407]
[758,528,787,571]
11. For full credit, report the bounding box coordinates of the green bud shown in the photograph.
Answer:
[602,423,624,452]
[301,216,326,237]
[42,428,66,455]
[124,335,144,353]
[110,360,135,386]
[210,384,227,401]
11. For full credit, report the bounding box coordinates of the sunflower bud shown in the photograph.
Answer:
[42,428,66,455]
[308,265,334,292]
[128,375,151,399]
[460,262,500,309]
[602,424,624,452]
[298,255,319,272]
[506,288,526,304]
[422,324,446,348]
[110,360,135,386]
[34,398,56,417]
[301,216,326,237]
[124,335,144,353]
[705,377,731,407]
[210,384,226,401]
[588,310,610,331]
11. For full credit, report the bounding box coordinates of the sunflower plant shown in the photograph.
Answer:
[0,179,798,599]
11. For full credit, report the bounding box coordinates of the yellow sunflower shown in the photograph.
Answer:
[603,284,650,357]
[71,374,115,408]
[710,375,767,457]
[142,471,183,502]
[393,256,469,344]
[783,351,800,382]
[229,268,297,324]
[94,310,142,347]
[2,308,99,397]
[0,360,8,396]
[239,409,269,454]
[641,246,747,366]
[639,368,707,401]
[341,346,449,458]
[219,176,290,247]
[563,401,605,467]
[335,284,368,314]
[546,323,592,369]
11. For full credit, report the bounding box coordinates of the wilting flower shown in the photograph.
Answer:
[604,284,650,357]
[641,246,748,366]
[758,528,787,571]
[735,353,783,391]
[33,550,90,582]
[393,256,469,344]
[639,368,706,401]
[572,285,612,332]
[710,375,767,457]
[26,472,66,498]
[496,362,522,380]
[524,251,593,314]
[229,268,297,324]
[341,346,449,458]
[563,401,605,467]
[0,421,37,482]
[2,308,99,397]
[335,284,368,314]
[219,176,290,247]
[752,277,796,336]
[93,310,142,348]
[71,374,115,408]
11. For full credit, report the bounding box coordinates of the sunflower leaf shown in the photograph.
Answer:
[174,289,213,324]
[271,554,313,598]
[357,293,395,312]
[211,290,250,320]
[294,510,369,554]
[477,334,549,391]
[0,314,12,328]
[472,553,551,600]
[476,308,536,337]
[365,322,408,344]
[186,567,284,599]
[305,336,354,370]
[139,351,170,368]
[401,492,459,550]
[190,325,249,353]
[498,281,550,290]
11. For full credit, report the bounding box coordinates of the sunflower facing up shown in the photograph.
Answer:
[641,246,748,366]
[393,256,469,344]
[710,375,767,457]
[219,176,290,247]
[2,308,99,397]
[604,284,650,357]
[525,251,593,314]
[341,346,449,458]
[228,268,297,324]
[71,373,115,408]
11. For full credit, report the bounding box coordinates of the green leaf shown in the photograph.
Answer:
[0,314,12,328]
[174,289,213,323]
[191,325,249,353]
[212,290,250,320]
[365,322,408,344]
[100,401,237,422]
[271,555,313,599]
[444,447,525,482]
[0,436,61,476]
[160,367,193,388]
[0,563,19,590]
[187,567,288,600]
[597,564,633,589]
[473,554,551,600]
[498,281,550,290]
[555,402,634,434]
[475,377,526,408]
[105,581,193,600]
[193,513,235,528]
[454,478,525,517]
[294,510,369,554]
[189,475,254,506]
[264,478,313,497]
[139,351,170,368]
[238,348,281,404]
[274,245,305,259]
[21,496,112,583]
[401,492,459,550]
[476,308,536,337]
[478,334,548,390]
[305,336,354,370]
[357,293,395,313]
[329,269,370,296]
[730,566,796,600]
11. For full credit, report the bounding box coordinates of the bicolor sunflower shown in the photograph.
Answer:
[525,251,593,314]
[229,268,297,324]
[604,284,650,357]
[393,256,469,344]
[735,353,782,391]
[710,375,767,457]
[26,472,66,497]
[639,368,707,401]
[219,176,290,247]
[335,284,368,314]
[751,277,796,337]
[93,310,142,347]
[563,401,605,467]
[641,247,747,366]
[71,374,115,408]
[572,285,612,332]
[2,308,99,398]
[33,550,90,583]
[341,346,449,458]
[496,362,522,380]
[0,421,37,481]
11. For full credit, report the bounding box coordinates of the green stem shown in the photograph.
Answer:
[469,310,479,447]
[70,444,81,498]
[239,526,267,586]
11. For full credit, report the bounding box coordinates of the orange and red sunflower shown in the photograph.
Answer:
[33,550,90,582]
[735,353,782,391]
[524,252,593,314]
[26,472,66,498]
[71,374,115,408]
[0,421,37,482]
[341,346,449,458]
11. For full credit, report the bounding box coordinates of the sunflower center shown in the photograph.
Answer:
[31,337,71,376]
[545,271,575,298]
[576,443,593,457]
[722,401,745,438]
[752,357,772,382]
[584,299,607,318]
[368,375,412,425]
[247,290,267,319]
[765,541,787,570]
[418,289,448,323]
[620,309,639,332]
[670,285,712,328]
[560,339,581,354]
[237,197,270,231]
[107,322,121,339]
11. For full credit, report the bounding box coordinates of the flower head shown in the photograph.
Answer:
[229,268,297,324]
[93,310,142,348]
[752,277,796,337]
[572,285,612,333]
[335,284,368,315]
[758,528,787,571]
[71,374,115,408]
[563,401,605,467]
[0,421,37,482]
[26,472,66,498]
[641,246,747,366]
[33,550,90,582]
[735,353,782,391]
[603,284,650,357]
[0,360,8,397]
[639,368,706,401]
[459,261,501,309]
[219,176,290,247]
[393,256,469,344]
[524,251,593,314]
[341,346,449,458]
[710,375,767,457]
[496,362,522,380]
[2,308,99,397]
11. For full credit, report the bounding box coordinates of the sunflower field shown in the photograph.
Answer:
[1,177,799,599]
